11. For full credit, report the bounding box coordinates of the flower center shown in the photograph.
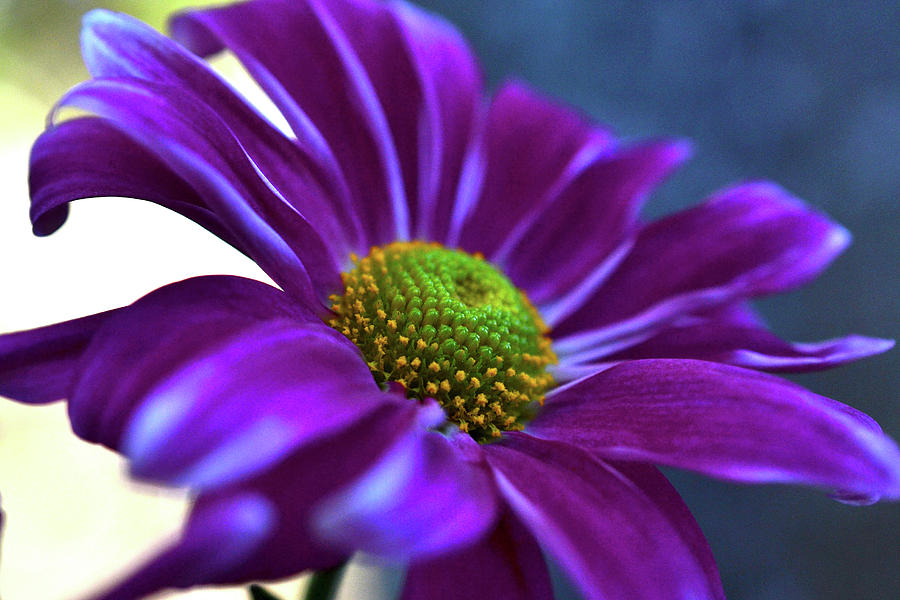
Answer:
[328,241,556,442]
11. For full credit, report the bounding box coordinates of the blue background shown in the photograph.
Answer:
[414,1,900,598]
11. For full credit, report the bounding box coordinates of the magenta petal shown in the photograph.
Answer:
[531,359,900,503]
[84,493,275,600]
[453,81,614,255]
[312,427,498,562]
[554,181,851,346]
[484,434,722,600]
[400,511,553,600]
[81,9,360,255]
[171,0,409,247]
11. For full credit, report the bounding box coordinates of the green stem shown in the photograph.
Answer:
[302,563,347,600]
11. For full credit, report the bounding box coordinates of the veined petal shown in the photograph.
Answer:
[312,427,498,562]
[531,359,900,503]
[81,9,361,255]
[484,434,722,600]
[453,81,614,254]
[54,77,341,307]
[67,276,314,453]
[554,181,851,347]
[171,0,410,247]
[400,511,553,600]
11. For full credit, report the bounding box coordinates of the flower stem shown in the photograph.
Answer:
[302,564,347,600]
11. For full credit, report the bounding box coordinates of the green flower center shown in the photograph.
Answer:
[329,241,556,442]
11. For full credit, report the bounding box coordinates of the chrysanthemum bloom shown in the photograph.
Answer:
[2,1,898,599]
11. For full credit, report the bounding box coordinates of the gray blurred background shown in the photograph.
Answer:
[0,1,897,599]
[411,1,899,598]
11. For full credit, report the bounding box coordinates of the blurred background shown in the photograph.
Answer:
[1,0,897,598]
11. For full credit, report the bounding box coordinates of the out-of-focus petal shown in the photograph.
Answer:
[171,0,410,247]
[531,359,900,503]
[0,311,112,404]
[54,77,340,308]
[85,493,276,600]
[453,81,614,255]
[312,426,498,562]
[554,182,851,356]
[484,434,722,600]
[400,511,553,600]
[67,276,312,450]
[81,9,361,255]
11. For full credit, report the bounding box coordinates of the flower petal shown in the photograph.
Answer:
[0,310,111,404]
[81,9,361,255]
[28,117,237,245]
[453,81,614,254]
[66,276,311,449]
[553,182,851,353]
[601,304,894,372]
[531,359,900,503]
[171,0,410,246]
[484,434,722,600]
[391,1,483,242]
[312,428,498,562]
[505,139,689,308]
[85,493,276,600]
[54,77,340,307]
[400,511,553,600]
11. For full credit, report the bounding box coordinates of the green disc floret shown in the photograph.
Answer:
[328,241,556,442]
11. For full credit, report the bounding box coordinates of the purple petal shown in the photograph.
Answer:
[453,81,614,254]
[611,462,725,600]
[123,319,388,490]
[484,434,722,600]
[0,310,111,404]
[54,77,340,308]
[553,181,852,349]
[391,1,483,242]
[171,0,410,246]
[84,493,276,600]
[312,427,498,562]
[67,276,314,452]
[400,511,553,600]
[28,117,238,245]
[81,9,362,255]
[505,139,690,307]
[531,359,900,503]
[601,304,894,372]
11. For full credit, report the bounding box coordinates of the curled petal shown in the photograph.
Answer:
[531,359,900,503]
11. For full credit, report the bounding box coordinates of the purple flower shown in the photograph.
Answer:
[1,1,898,599]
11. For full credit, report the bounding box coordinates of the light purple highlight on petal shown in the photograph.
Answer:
[312,430,498,562]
